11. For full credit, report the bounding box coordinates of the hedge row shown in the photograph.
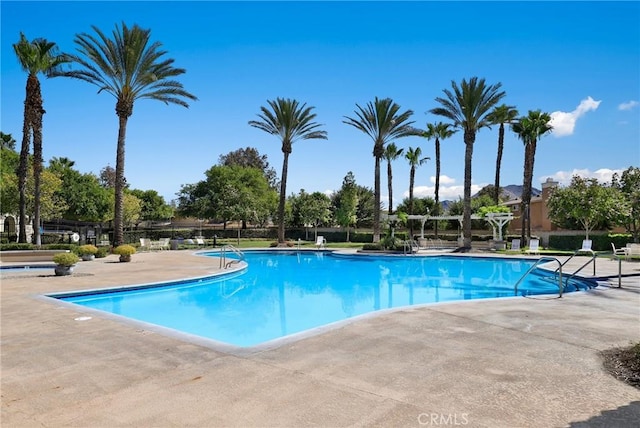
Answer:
[548,234,633,251]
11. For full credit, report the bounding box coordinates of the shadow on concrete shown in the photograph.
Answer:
[568,401,640,427]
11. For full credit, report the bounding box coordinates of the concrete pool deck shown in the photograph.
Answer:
[1,249,639,427]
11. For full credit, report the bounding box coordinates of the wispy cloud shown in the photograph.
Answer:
[618,100,639,111]
[549,96,601,137]
[541,168,624,186]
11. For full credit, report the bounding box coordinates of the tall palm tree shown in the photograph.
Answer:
[486,104,519,204]
[405,146,430,238]
[13,33,66,245]
[383,142,404,215]
[423,122,456,237]
[511,110,553,244]
[344,97,416,242]
[57,23,197,246]
[249,98,327,245]
[430,77,505,249]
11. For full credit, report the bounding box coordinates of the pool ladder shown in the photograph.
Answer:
[514,252,599,298]
[219,244,245,269]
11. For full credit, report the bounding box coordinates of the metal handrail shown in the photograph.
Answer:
[402,240,419,255]
[219,244,245,269]
[555,250,597,276]
[514,257,564,298]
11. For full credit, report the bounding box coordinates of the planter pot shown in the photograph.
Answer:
[81,254,95,261]
[119,254,132,263]
[54,265,75,276]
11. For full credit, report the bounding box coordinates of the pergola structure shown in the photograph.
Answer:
[382,212,514,241]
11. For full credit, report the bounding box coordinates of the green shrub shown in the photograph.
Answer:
[78,244,98,255]
[0,243,34,251]
[113,244,136,256]
[95,247,109,258]
[362,243,383,251]
[53,252,80,266]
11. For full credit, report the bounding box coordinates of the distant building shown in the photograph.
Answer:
[503,178,559,233]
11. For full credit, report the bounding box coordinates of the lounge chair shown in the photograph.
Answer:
[508,239,521,253]
[315,236,327,249]
[150,237,170,250]
[196,237,206,247]
[611,243,629,258]
[576,239,594,255]
[139,238,151,251]
[525,238,540,255]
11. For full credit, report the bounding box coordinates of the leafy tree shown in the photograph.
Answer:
[343,97,416,242]
[290,190,332,240]
[177,165,277,229]
[129,189,173,222]
[1,149,21,214]
[512,110,553,243]
[98,165,127,189]
[547,176,626,240]
[334,172,359,241]
[422,121,456,237]
[249,98,327,244]
[430,77,505,249]
[59,23,197,246]
[50,163,112,222]
[382,143,404,214]
[122,192,142,230]
[1,132,16,151]
[219,147,278,189]
[612,166,640,242]
[486,104,519,204]
[13,33,66,245]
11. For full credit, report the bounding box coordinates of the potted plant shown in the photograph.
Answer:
[78,244,98,261]
[52,252,80,276]
[113,244,136,262]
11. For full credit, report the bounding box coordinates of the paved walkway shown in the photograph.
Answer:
[2,250,639,427]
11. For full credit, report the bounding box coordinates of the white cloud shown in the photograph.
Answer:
[549,96,601,137]
[540,168,624,186]
[404,183,485,201]
[429,174,456,185]
[618,100,639,111]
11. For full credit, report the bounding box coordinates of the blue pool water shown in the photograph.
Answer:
[55,251,592,348]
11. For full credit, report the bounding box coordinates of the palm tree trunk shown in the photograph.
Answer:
[373,155,381,243]
[387,161,393,215]
[435,139,441,238]
[31,77,44,247]
[463,130,475,249]
[521,142,534,244]
[494,124,505,205]
[18,117,30,244]
[278,152,289,244]
[409,167,415,238]
[32,103,44,247]
[18,76,37,243]
[114,115,128,246]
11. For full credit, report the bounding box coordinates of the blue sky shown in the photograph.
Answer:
[2,1,639,208]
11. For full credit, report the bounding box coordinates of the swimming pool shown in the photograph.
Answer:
[53,251,594,348]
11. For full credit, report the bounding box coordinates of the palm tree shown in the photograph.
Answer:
[423,122,456,237]
[430,77,505,249]
[1,132,16,151]
[511,110,553,244]
[383,143,404,215]
[13,33,66,245]
[344,97,416,243]
[486,104,519,204]
[249,98,327,245]
[405,146,430,238]
[57,23,197,246]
